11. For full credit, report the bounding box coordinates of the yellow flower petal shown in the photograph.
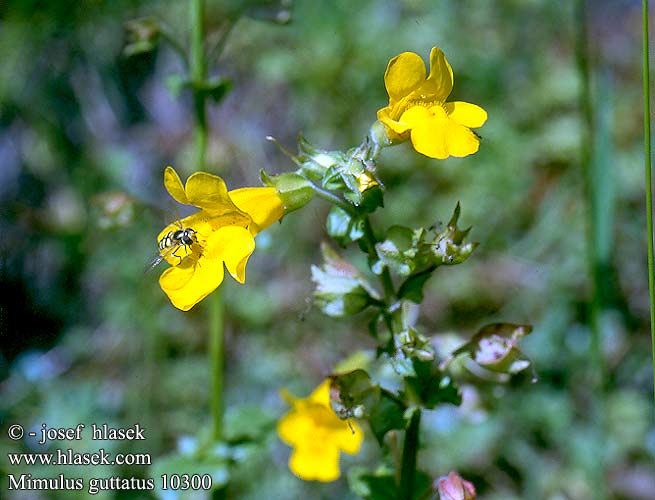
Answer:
[229,187,284,233]
[164,166,189,205]
[159,255,224,311]
[444,119,480,158]
[208,226,255,284]
[277,380,364,482]
[277,407,314,447]
[377,106,412,138]
[422,46,454,101]
[184,171,245,216]
[289,445,340,482]
[384,51,426,103]
[376,46,486,160]
[333,420,364,455]
[401,104,480,159]
[400,105,449,159]
[308,379,332,406]
[445,101,487,128]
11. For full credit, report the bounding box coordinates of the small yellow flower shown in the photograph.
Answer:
[157,166,284,311]
[377,46,487,159]
[356,171,378,193]
[277,380,363,482]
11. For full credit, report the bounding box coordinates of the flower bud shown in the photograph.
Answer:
[441,323,534,378]
[260,170,314,214]
[297,135,348,180]
[435,472,476,500]
[368,120,393,149]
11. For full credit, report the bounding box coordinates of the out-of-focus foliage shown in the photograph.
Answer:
[0,0,653,499]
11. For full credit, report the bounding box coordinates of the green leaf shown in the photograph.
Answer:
[311,243,380,317]
[424,203,477,266]
[403,359,461,409]
[397,267,435,303]
[348,467,432,500]
[358,183,384,213]
[367,391,406,446]
[348,467,398,500]
[375,225,417,276]
[163,76,232,104]
[329,369,380,419]
[394,328,435,362]
[297,135,345,180]
[164,74,189,98]
[326,206,364,246]
[193,77,232,104]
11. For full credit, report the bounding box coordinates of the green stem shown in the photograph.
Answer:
[190,0,223,444]
[191,0,207,168]
[310,182,359,216]
[643,0,655,407]
[310,183,396,301]
[575,0,603,388]
[575,1,606,498]
[399,409,421,500]
[209,290,224,440]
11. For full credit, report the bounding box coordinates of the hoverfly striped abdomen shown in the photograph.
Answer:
[147,226,197,273]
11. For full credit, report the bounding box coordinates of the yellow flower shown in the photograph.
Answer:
[277,380,363,482]
[377,46,487,159]
[356,171,378,193]
[157,166,284,311]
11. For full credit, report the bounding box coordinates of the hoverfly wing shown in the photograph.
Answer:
[144,245,176,274]
[145,254,164,274]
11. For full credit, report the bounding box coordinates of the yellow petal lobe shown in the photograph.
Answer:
[289,446,340,482]
[207,226,256,284]
[384,51,426,102]
[423,46,454,100]
[159,255,225,311]
[445,101,488,128]
[277,380,364,482]
[184,171,246,217]
[164,166,189,205]
[444,120,481,157]
[229,187,285,233]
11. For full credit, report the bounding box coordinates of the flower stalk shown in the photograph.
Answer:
[575,1,607,498]
[190,0,207,169]
[643,0,655,407]
[190,0,222,443]
[208,290,224,440]
[399,409,421,500]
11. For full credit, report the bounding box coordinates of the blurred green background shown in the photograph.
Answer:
[0,0,653,499]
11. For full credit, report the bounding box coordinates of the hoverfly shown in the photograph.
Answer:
[146,222,197,273]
